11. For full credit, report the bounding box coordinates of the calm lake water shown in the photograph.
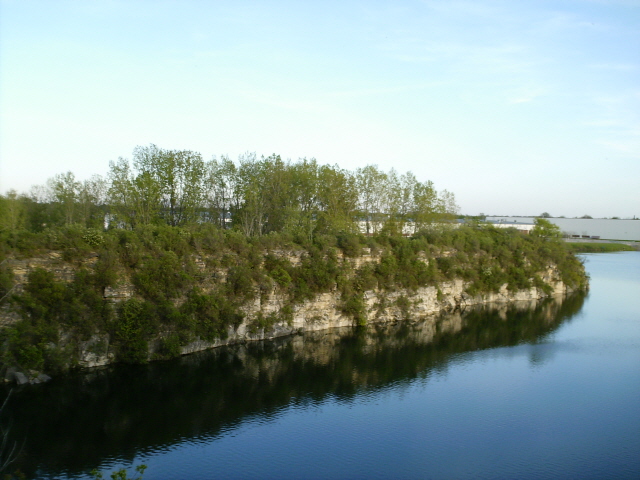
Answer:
[3,252,640,479]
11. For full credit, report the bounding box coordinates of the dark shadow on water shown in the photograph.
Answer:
[2,291,586,478]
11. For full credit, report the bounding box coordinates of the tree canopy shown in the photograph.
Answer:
[531,218,562,239]
[1,145,459,238]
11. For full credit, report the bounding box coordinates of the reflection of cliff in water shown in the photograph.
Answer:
[4,292,586,477]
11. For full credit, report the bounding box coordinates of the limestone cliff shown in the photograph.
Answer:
[178,266,572,357]
[0,245,580,376]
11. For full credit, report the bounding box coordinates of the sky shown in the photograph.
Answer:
[1,0,638,218]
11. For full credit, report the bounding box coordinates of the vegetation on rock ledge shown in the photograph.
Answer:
[0,223,587,376]
[0,146,588,376]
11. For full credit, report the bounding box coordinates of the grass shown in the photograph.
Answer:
[565,242,637,253]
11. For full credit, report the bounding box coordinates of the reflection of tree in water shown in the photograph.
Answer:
[3,291,586,477]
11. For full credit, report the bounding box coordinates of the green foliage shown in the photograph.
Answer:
[226,265,256,300]
[0,213,589,374]
[82,228,104,247]
[180,288,243,341]
[269,267,292,288]
[531,218,562,239]
[395,295,412,320]
[249,304,293,334]
[249,311,280,333]
[112,299,155,363]
[375,252,398,289]
[11,268,110,337]
[4,145,466,247]
[93,248,119,290]
[156,334,182,359]
[341,292,366,326]
[0,267,112,372]
[337,233,363,257]
[355,263,378,292]
[565,242,635,253]
[132,251,189,303]
[0,262,14,305]
[91,464,146,480]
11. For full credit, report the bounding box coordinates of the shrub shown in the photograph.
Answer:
[226,265,256,299]
[341,292,366,326]
[337,233,362,257]
[113,298,155,364]
[132,251,190,302]
[269,267,292,288]
[375,253,398,289]
[180,288,241,341]
[355,263,378,292]
[396,295,411,320]
[156,334,182,360]
[82,228,104,247]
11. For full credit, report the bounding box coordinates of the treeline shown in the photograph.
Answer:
[0,145,458,239]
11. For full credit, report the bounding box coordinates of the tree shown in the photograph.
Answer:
[108,158,162,228]
[133,145,206,226]
[286,158,320,240]
[0,191,26,234]
[261,155,292,234]
[48,171,81,225]
[531,218,562,239]
[540,212,551,218]
[355,165,387,234]
[315,164,358,234]
[412,180,439,230]
[77,175,108,228]
[437,189,459,220]
[205,155,239,229]
[235,153,267,236]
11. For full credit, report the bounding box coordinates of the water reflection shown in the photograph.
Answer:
[3,292,586,478]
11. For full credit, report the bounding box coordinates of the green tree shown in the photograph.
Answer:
[531,218,562,239]
[235,152,267,236]
[77,175,108,228]
[205,155,239,229]
[412,180,439,230]
[133,145,206,226]
[108,158,162,227]
[436,189,459,220]
[261,155,292,234]
[286,158,320,240]
[0,190,26,234]
[48,171,81,225]
[355,165,387,235]
[315,164,358,234]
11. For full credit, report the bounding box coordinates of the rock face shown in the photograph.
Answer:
[178,271,571,357]
[1,250,576,372]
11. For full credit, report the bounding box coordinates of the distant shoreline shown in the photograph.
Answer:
[563,240,639,253]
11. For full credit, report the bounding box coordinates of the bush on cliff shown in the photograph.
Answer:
[0,223,588,374]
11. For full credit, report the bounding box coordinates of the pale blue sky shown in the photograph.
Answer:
[1,0,638,217]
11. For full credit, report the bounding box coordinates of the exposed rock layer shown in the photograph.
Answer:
[1,251,574,371]
[178,274,570,357]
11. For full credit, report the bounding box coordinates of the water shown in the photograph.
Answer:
[2,252,639,479]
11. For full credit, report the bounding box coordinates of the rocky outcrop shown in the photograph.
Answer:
[176,269,571,359]
[3,366,51,385]
[1,249,576,374]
